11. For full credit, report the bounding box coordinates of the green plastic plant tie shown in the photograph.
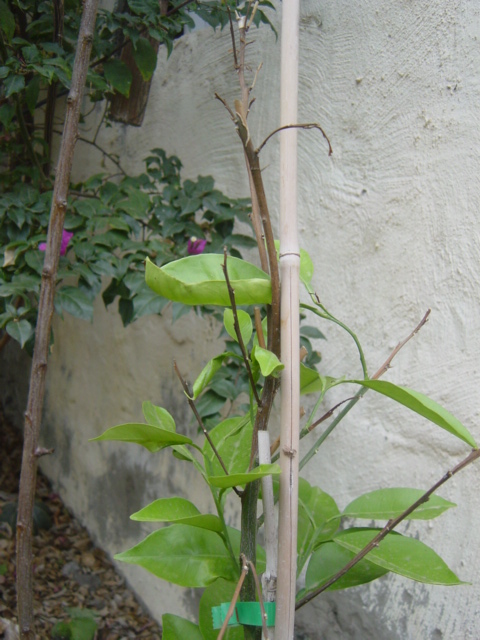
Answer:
[211,602,276,629]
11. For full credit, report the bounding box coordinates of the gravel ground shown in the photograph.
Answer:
[0,405,162,639]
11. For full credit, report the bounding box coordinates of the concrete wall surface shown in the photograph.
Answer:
[2,1,480,638]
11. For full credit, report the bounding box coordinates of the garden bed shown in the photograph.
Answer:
[0,405,162,639]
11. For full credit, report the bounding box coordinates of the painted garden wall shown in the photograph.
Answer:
[3,1,480,637]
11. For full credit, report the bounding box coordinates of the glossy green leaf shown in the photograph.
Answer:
[343,488,456,521]
[300,248,314,286]
[103,60,132,97]
[25,75,40,116]
[196,390,225,418]
[132,289,169,318]
[351,380,477,448]
[305,542,389,592]
[224,308,253,346]
[297,478,341,574]
[193,354,228,400]
[130,497,223,532]
[0,0,15,42]
[133,37,157,81]
[162,614,203,640]
[115,524,238,587]
[208,463,281,489]
[55,286,94,321]
[334,528,465,585]
[203,415,252,478]
[145,256,271,306]
[6,319,33,348]
[251,345,284,378]
[3,74,24,99]
[142,401,176,432]
[89,423,191,452]
[300,364,337,396]
[199,579,245,640]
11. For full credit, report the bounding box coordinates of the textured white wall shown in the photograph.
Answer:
[4,1,480,637]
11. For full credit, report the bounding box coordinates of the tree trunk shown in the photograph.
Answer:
[16,1,100,637]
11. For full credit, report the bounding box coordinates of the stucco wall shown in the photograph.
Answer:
[3,1,480,637]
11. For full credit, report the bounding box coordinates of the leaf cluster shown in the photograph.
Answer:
[0,149,252,351]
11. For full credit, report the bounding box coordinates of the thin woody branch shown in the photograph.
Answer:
[222,249,260,404]
[217,554,249,640]
[299,310,433,470]
[295,447,480,610]
[257,122,333,156]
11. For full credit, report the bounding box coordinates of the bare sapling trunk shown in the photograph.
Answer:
[276,0,301,637]
[16,1,100,637]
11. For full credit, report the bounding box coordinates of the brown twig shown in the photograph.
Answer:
[254,307,266,349]
[214,92,236,120]
[222,249,260,405]
[227,5,238,69]
[245,557,270,639]
[295,447,480,609]
[217,555,249,640]
[173,361,242,497]
[371,309,431,380]
[257,123,333,156]
[299,309,432,471]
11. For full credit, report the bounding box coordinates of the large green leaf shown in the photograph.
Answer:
[305,542,389,592]
[55,286,94,321]
[351,380,477,448]
[203,415,252,477]
[145,255,271,306]
[223,308,253,346]
[6,319,33,348]
[297,478,341,574]
[208,463,281,489]
[89,423,191,452]
[193,354,228,400]
[130,497,223,532]
[343,488,456,521]
[103,60,132,97]
[251,345,284,378]
[199,579,245,640]
[162,614,203,640]
[300,248,314,286]
[300,364,337,396]
[115,524,238,587]
[0,0,15,42]
[133,37,157,81]
[141,401,176,432]
[334,528,465,585]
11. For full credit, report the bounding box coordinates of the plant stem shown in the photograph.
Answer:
[15,2,99,637]
[240,480,261,640]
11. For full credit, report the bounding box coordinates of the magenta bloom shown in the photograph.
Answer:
[39,230,74,256]
[187,237,207,255]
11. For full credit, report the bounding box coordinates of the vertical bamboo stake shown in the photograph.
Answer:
[16,1,99,637]
[275,0,300,637]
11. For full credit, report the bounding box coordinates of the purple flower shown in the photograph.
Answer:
[187,236,207,255]
[39,230,74,256]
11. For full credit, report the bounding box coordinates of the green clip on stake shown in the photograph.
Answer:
[212,602,276,629]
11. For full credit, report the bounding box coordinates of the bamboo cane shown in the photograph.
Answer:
[275,0,300,637]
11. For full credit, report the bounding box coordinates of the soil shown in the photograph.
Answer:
[0,405,162,640]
